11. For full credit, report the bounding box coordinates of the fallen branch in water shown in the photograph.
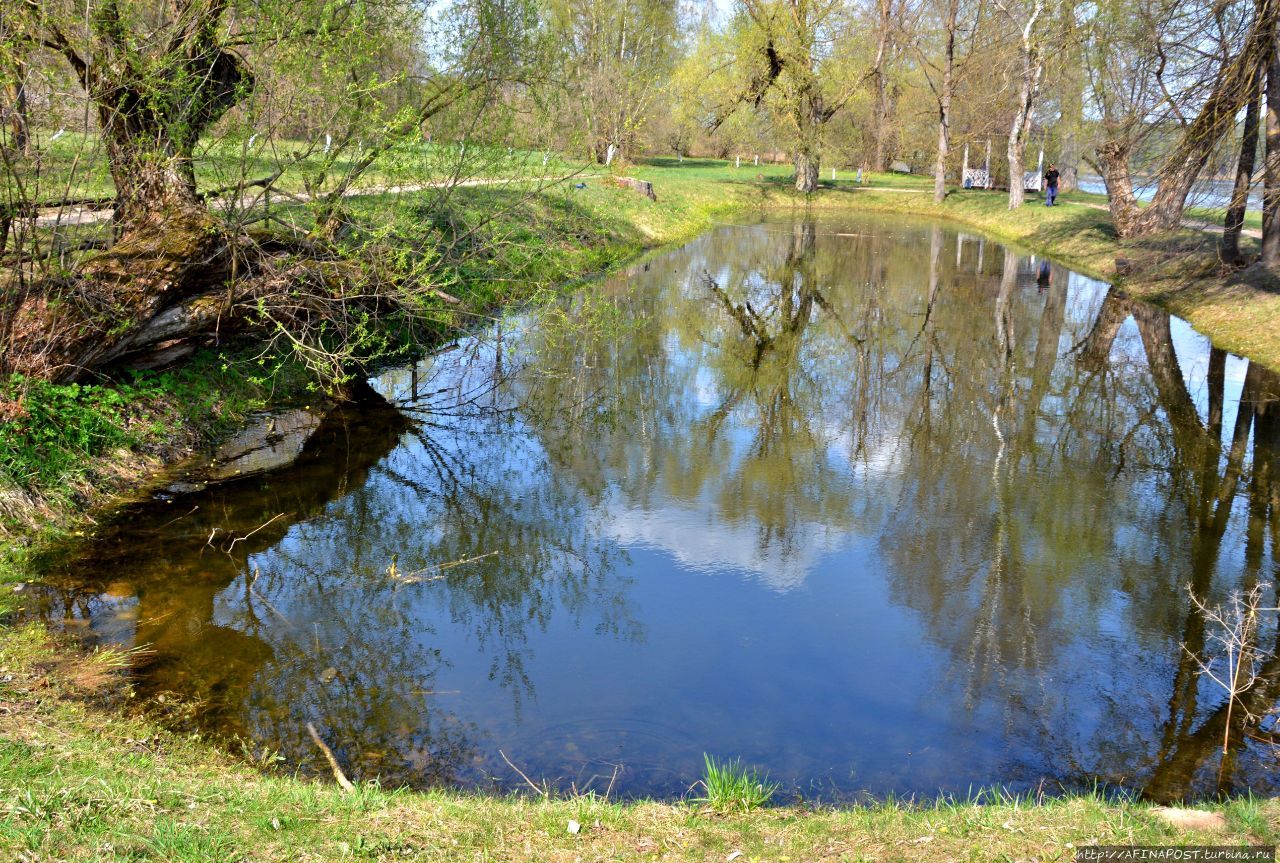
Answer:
[389,550,500,585]
[223,512,289,554]
[305,722,356,792]
[499,749,547,797]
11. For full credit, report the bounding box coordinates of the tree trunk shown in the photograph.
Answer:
[794,148,819,193]
[1096,138,1144,236]
[1056,11,1084,192]
[1006,2,1045,210]
[934,0,958,204]
[870,0,894,173]
[74,88,232,323]
[1265,25,1280,267]
[13,31,253,378]
[3,57,29,155]
[873,81,895,173]
[1224,68,1265,265]
[1103,0,1278,239]
[1058,83,1082,193]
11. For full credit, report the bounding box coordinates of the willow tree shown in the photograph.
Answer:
[4,0,529,379]
[710,0,861,192]
[1089,0,1279,237]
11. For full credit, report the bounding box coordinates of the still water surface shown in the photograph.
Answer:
[33,214,1280,802]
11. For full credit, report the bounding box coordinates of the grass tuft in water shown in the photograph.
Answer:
[695,753,779,812]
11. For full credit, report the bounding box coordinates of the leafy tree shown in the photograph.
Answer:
[710,0,863,192]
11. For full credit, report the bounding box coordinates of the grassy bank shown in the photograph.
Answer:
[0,166,772,560]
[2,623,1274,862]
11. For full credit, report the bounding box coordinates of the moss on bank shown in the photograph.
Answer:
[2,623,1274,862]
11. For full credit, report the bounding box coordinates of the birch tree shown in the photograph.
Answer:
[997,0,1048,209]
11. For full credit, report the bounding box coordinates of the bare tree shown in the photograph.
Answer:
[997,0,1048,209]
[869,0,911,172]
[918,0,982,201]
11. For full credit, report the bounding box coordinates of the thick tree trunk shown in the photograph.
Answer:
[792,88,824,194]
[78,103,230,318]
[1265,26,1280,267]
[1224,70,1265,264]
[1096,138,1146,236]
[794,148,820,193]
[934,0,958,204]
[14,43,251,378]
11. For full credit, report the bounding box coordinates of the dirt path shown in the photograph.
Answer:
[31,174,597,228]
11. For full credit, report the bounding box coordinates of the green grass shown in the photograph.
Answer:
[636,156,933,190]
[0,349,312,539]
[695,755,779,813]
[4,129,588,204]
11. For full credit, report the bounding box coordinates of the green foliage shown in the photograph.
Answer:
[695,754,779,812]
[0,351,294,527]
[0,375,140,491]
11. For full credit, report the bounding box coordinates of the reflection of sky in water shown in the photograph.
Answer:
[600,490,851,591]
[40,213,1280,803]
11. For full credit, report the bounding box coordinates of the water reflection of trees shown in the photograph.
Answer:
[512,218,1280,799]
[37,383,638,788]
[38,216,1280,800]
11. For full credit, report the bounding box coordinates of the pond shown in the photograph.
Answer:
[30,213,1280,803]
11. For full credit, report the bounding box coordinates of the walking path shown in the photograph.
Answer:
[30,174,596,228]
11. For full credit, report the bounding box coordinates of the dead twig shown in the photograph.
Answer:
[499,749,547,797]
[389,550,500,585]
[305,722,356,792]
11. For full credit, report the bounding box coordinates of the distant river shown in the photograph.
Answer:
[1079,173,1260,209]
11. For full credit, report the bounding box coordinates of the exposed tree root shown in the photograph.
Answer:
[5,213,394,384]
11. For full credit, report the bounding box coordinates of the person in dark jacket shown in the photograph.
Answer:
[1044,164,1060,206]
